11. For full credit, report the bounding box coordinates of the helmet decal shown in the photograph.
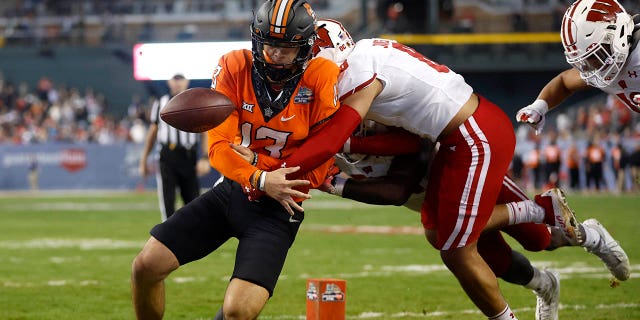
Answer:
[586,1,624,23]
[312,19,356,65]
[270,0,295,38]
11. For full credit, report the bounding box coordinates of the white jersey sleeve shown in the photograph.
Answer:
[337,38,474,141]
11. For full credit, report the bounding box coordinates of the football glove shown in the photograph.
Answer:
[633,93,640,106]
[516,99,549,135]
[317,165,345,196]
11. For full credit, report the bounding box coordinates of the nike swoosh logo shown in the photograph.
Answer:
[281,115,296,122]
[289,216,300,223]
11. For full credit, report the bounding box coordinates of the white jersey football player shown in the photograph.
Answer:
[310,18,631,320]
[516,0,640,133]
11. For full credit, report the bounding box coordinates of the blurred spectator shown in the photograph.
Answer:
[377,0,427,33]
[384,2,410,33]
[127,94,146,122]
[630,145,640,192]
[0,71,152,145]
[611,142,631,193]
[607,94,633,133]
[452,9,476,33]
[129,119,147,144]
[543,136,561,188]
[509,152,524,187]
[585,138,606,192]
[566,141,581,191]
[524,141,541,191]
[28,153,39,190]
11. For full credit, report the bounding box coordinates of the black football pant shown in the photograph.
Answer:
[157,145,200,220]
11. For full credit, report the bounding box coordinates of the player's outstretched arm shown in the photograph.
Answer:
[345,127,421,155]
[516,68,590,134]
[536,68,591,108]
[281,80,383,177]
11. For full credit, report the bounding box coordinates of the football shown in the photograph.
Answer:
[160,88,235,133]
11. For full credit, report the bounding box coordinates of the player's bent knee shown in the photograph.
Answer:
[439,245,477,273]
[223,279,269,319]
[131,237,179,281]
[222,301,263,320]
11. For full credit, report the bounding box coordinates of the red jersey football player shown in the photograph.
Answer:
[245,18,629,320]
[319,119,631,320]
[311,19,629,320]
[130,1,362,320]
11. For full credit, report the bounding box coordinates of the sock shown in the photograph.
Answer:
[580,223,601,250]
[506,200,545,225]
[488,305,518,320]
[524,267,549,292]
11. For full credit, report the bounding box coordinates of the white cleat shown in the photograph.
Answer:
[535,188,580,245]
[534,269,560,320]
[582,218,630,281]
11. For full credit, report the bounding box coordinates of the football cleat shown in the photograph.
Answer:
[582,218,630,281]
[535,188,580,245]
[534,269,560,320]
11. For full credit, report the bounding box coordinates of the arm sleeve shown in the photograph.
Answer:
[282,105,362,178]
[349,127,422,155]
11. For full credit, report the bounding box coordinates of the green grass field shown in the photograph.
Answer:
[0,190,637,319]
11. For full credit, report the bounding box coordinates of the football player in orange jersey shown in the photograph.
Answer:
[130,1,362,319]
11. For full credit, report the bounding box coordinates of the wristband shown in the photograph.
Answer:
[530,99,549,115]
[251,170,263,189]
[251,151,258,166]
[258,171,267,191]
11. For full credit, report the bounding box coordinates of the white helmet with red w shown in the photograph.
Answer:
[312,19,355,65]
[561,0,634,87]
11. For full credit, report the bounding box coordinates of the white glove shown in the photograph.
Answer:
[633,94,640,105]
[516,99,549,135]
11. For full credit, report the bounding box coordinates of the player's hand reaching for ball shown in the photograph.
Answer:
[516,99,548,135]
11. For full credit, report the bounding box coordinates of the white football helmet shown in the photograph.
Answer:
[561,0,634,87]
[312,19,355,65]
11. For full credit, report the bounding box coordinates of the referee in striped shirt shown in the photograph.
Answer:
[139,74,211,221]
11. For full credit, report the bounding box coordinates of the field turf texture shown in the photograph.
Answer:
[0,190,637,319]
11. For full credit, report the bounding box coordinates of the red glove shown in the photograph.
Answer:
[317,165,342,195]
